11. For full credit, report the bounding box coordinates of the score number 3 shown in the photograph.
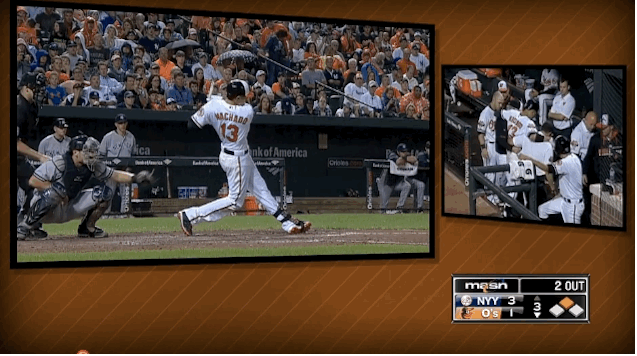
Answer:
[220,123,239,142]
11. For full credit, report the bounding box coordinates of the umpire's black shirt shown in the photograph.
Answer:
[17,94,40,158]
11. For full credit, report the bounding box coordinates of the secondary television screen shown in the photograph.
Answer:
[13,3,434,266]
[442,66,625,230]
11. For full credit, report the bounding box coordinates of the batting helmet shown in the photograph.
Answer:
[397,143,409,152]
[226,80,250,100]
[554,135,570,155]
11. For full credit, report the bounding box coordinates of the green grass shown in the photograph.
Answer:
[19,213,429,262]
[17,244,429,262]
[40,213,429,236]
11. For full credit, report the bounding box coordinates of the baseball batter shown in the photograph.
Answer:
[178,80,311,235]
[38,118,71,158]
[477,91,507,204]
[17,135,155,239]
[520,135,584,224]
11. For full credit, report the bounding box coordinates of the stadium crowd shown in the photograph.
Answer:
[16,6,431,119]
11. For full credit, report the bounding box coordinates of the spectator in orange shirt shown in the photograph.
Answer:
[17,19,38,47]
[304,42,322,68]
[390,28,405,49]
[272,71,291,100]
[375,74,401,99]
[400,85,429,120]
[340,26,360,57]
[396,47,417,76]
[46,56,70,83]
[191,15,211,32]
[154,47,175,81]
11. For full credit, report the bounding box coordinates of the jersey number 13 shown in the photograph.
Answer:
[220,123,239,142]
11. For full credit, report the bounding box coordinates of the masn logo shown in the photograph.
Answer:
[464,282,508,290]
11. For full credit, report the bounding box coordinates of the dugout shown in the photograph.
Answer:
[36,106,430,198]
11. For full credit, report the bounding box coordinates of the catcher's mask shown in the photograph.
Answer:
[82,137,100,170]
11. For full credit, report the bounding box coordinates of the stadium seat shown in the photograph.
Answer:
[329,95,342,114]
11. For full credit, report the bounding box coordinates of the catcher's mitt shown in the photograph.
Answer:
[133,169,157,184]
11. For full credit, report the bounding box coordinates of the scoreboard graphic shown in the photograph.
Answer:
[452,275,589,323]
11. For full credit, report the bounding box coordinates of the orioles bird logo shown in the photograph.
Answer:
[461,307,475,319]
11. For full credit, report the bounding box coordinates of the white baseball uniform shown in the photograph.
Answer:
[569,121,595,160]
[512,135,553,177]
[549,92,575,130]
[181,96,281,226]
[502,109,538,139]
[538,153,584,224]
[477,105,506,203]
[538,69,559,125]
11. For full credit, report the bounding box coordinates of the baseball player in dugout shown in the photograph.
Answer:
[99,113,137,214]
[38,118,71,158]
[178,80,311,236]
[477,90,507,205]
[17,71,50,238]
[17,135,155,240]
[376,143,425,214]
[519,135,584,224]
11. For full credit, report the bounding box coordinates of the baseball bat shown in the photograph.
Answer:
[165,149,172,198]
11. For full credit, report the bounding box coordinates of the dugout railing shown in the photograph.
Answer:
[363,159,429,213]
[444,112,472,187]
[468,165,541,221]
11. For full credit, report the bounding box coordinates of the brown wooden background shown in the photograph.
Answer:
[2,0,634,353]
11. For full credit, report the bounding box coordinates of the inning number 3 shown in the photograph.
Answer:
[221,123,239,142]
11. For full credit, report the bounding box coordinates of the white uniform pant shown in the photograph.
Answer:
[482,142,507,204]
[538,196,584,224]
[183,151,279,225]
[537,93,555,126]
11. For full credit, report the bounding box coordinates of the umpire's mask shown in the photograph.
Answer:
[82,137,100,170]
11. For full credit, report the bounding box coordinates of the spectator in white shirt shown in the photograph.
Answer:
[343,72,369,109]
[362,81,383,117]
[253,70,274,100]
[190,52,218,81]
[409,43,429,76]
[98,60,124,95]
[83,72,116,106]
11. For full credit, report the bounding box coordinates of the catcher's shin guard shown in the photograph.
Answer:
[79,200,110,234]
[22,192,56,228]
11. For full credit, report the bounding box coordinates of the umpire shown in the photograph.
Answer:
[17,71,50,238]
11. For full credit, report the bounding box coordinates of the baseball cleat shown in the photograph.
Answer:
[78,225,108,238]
[288,220,311,234]
[178,211,193,236]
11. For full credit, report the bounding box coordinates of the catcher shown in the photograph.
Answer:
[17,135,155,240]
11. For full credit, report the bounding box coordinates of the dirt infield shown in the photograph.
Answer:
[17,229,428,254]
